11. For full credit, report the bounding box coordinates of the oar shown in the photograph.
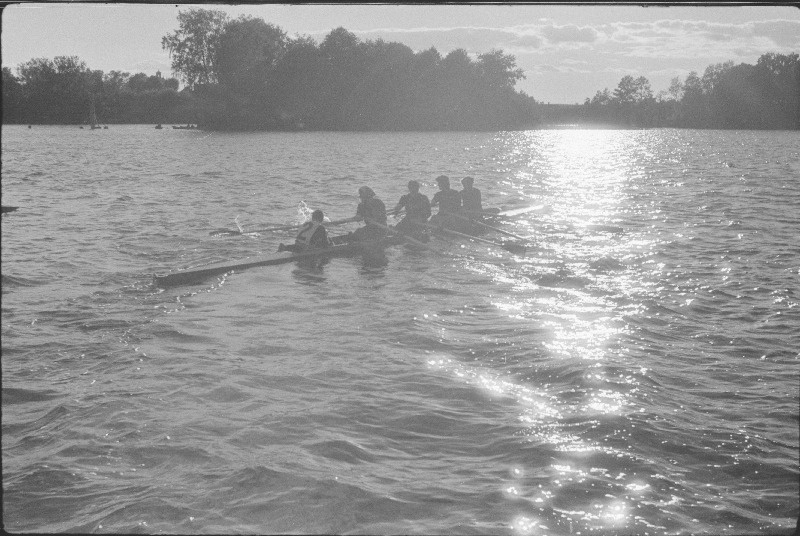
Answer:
[464,204,547,219]
[211,218,352,237]
[211,223,299,237]
[449,213,531,241]
[366,219,438,252]
[462,210,517,222]
[418,221,526,256]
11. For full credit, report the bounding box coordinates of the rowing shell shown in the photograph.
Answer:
[154,237,399,288]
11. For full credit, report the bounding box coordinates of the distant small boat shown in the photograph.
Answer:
[89,99,102,130]
[155,124,163,129]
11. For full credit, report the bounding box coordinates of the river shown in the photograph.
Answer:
[2,125,798,534]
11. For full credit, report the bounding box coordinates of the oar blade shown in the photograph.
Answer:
[501,241,528,256]
[210,229,243,237]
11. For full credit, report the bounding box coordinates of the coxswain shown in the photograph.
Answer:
[277,209,331,252]
[429,175,462,227]
[341,186,388,242]
[391,180,431,238]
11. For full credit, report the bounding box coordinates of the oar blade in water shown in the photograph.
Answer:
[210,229,243,237]
[501,241,527,256]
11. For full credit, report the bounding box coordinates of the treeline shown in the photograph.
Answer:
[161,9,537,131]
[3,7,797,131]
[2,9,537,130]
[573,52,799,129]
[2,57,194,125]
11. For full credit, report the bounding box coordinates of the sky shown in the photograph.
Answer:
[2,3,799,104]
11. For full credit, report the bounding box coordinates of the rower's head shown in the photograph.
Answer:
[311,209,324,222]
[407,180,420,193]
[435,175,450,189]
[461,176,474,188]
[358,186,376,200]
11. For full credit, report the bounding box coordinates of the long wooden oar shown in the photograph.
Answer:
[366,219,438,252]
[449,213,531,241]
[211,218,352,237]
[463,204,546,220]
[419,221,526,256]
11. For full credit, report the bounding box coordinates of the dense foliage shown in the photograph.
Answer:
[571,53,800,129]
[3,9,535,130]
[2,8,797,131]
[159,10,535,130]
[2,58,188,125]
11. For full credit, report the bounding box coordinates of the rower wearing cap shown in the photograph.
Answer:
[341,186,388,242]
[391,180,431,238]
[460,176,483,217]
[430,175,462,227]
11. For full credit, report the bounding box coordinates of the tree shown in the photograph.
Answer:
[2,67,25,123]
[613,75,652,104]
[269,35,326,127]
[753,52,800,129]
[701,61,734,95]
[590,88,612,105]
[677,71,708,127]
[667,76,683,101]
[476,49,525,90]
[216,16,288,96]
[16,56,90,123]
[316,27,368,128]
[161,8,229,88]
[320,26,359,57]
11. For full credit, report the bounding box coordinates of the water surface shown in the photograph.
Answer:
[2,125,798,534]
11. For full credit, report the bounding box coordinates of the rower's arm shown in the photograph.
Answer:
[390,201,404,216]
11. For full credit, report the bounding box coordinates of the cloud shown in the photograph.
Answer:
[353,26,522,54]
[752,20,800,47]
[586,18,799,64]
[528,58,593,75]
[509,34,544,50]
[351,22,601,55]
[535,64,559,73]
[540,24,598,43]
[609,18,800,50]
[303,16,798,100]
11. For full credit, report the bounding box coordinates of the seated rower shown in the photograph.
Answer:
[460,176,483,218]
[277,209,331,253]
[340,186,388,242]
[391,180,431,239]
[429,175,463,228]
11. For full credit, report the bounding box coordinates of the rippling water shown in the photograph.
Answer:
[2,125,798,534]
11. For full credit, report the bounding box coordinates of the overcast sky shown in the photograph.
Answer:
[2,3,799,104]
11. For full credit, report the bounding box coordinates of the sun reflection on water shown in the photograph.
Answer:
[486,130,657,534]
